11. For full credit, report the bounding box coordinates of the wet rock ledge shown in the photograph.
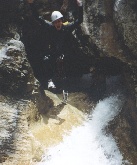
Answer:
[0,38,51,164]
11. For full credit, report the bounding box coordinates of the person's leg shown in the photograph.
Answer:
[43,56,57,89]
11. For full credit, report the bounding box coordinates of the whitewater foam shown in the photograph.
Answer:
[37,96,127,165]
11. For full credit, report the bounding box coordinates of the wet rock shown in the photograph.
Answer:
[114,0,137,58]
[0,38,34,98]
[0,38,51,163]
[81,0,137,66]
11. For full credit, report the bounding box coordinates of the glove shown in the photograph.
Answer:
[43,55,50,61]
[59,54,64,60]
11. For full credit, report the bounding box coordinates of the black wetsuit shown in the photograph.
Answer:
[28,3,83,87]
[30,3,83,55]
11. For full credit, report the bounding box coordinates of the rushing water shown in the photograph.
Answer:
[37,95,127,165]
[0,47,8,64]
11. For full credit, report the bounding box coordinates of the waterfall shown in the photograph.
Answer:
[0,47,8,64]
[37,95,128,165]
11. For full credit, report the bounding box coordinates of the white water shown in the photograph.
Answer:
[0,47,8,64]
[38,96,127,165]
[114,0,121,11]
[0,39,24,64]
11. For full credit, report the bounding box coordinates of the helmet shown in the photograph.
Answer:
[51,11,63,22]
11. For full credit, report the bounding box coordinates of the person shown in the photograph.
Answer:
[27,0,83,90]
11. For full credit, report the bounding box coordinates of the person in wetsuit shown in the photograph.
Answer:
[27,0,83,89]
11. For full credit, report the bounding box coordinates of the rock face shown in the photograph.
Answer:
[82,0,137,65]
[114,0,137,58]
[0,38,33,97]
[0,0,137,164]
[0,38,50,163]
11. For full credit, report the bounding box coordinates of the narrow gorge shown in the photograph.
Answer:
[0,0,137,164]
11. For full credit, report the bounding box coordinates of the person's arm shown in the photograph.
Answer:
[27,0,52,28]
[66,0,83,31]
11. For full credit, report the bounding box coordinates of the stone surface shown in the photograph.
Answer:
[0,38,50,163]
[0,38,33,97]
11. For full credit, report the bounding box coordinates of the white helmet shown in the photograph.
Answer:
[51,11,63,22]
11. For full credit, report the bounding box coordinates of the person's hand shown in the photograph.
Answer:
[77,0,82,6]
[27,0,34,3]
